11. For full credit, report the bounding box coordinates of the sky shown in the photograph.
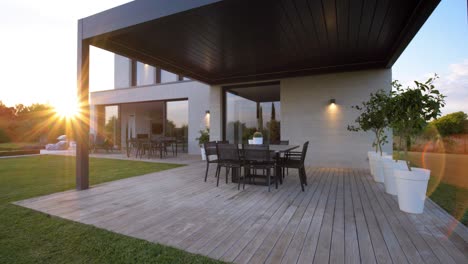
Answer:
[0,0,467,116]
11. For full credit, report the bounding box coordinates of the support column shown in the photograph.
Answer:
[76,19,90,190]
[209,85,222,141]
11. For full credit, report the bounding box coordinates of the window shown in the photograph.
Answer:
[136,62,155,86]
[161,69,178,83]
[104,105,121,149]
[224,83,281,144]
[166,100,188,152]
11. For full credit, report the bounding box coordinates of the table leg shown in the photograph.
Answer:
[275,152,282,188]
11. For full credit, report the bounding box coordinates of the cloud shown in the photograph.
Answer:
[437,60,468,115]
[400,60,468,116]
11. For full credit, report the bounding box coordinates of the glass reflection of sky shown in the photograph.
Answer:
[167,101,188,127]
[226,93,281,128]
[105,105,119,122]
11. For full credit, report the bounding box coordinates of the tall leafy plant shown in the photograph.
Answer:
[390,75,445,170]
[348,89,391,156]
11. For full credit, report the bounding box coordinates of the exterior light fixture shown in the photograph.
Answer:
[205,110,210,114]
[330,99,336,104]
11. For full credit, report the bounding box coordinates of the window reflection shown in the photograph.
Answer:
[166,100,188,152]
[104,105,120,149]
[136,62,155,86]
[225,88,281,144]
[161,69,178,83]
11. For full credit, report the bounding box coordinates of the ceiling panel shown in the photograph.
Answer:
[87,0,440,85]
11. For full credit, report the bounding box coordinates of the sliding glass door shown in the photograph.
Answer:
[166,100,188,152]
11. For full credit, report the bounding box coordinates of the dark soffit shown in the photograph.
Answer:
[82,0,441,85]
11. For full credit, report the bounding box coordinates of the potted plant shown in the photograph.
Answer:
[348,89,391,182]
[382,126,407,195]
[390,75,445,213]
[252,131,263,144]
[196,128,209,160]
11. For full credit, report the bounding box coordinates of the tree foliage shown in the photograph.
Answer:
[390,75,446,170]
[348,89,391,155]
[431,111,467,137]
[0,102,65,144]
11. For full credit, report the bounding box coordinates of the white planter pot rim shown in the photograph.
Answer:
[395,167,430,181]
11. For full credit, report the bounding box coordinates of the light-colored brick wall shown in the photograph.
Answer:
[281,69,393,168]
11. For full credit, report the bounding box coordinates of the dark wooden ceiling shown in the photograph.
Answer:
[87,0,440,85]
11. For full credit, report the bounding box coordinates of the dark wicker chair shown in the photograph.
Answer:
[283,141,309,191]
[242,144,276,191]
[203,141,218,182]
[216,143,243,187]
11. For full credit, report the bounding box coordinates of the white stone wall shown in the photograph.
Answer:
[114,55,131,89]
[208,69,392,168]
[280,69,393,168]
[208,85,223,141]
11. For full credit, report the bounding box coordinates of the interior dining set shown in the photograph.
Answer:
[203,141,309,192]
[126,134,183,159]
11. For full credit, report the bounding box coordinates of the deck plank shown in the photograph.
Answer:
[14,159,468,264]
[296,168,334,264]
[330,169,345,264]
[359,169,422,264]
[279,168,329,264]
[363,172,441,264]
[353,169,393,264]
[343,168,361,264]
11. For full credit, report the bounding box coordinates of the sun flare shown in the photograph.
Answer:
[53,99,79,119]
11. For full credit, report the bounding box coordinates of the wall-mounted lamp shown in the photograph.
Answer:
[329,99,336,105]
[205,110,210,115]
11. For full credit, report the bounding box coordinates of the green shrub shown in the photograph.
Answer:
[0,149,40,157]
[0,128,11,143]
[432,111,467,136]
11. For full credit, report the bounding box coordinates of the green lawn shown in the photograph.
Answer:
[0,155,223,263]
[428,178,468,226]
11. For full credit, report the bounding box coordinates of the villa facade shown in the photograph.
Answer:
[90,59,392,168]
[78,0,440,189]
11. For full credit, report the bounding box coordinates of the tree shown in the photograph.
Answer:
[348,89,391,155]
[0,101,15,120]
[431,111,467,137]
[257,105,263,134]
[271,102,276,120]
[390,75,445,170]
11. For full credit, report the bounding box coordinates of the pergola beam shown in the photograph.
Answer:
[76,19,90,190]
[81,0,222,39]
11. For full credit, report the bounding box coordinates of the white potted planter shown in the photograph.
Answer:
[200,147,206,160]
[370,152,387,182]
[252,132,263,145]
[368,151,378,176]
[253,137,263,144]
[248,139,254,144]
[373,155,385,183]
[394,167,430,214]
[196,128,209,161]
[383,159,405,195]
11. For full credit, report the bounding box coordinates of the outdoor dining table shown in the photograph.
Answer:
[267,144,299,187]
[233,144,300,188]
[127,137,178,159]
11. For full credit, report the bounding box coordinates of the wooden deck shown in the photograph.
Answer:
[15,161,468,263]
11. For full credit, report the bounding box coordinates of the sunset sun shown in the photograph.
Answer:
[53,99,79,119]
